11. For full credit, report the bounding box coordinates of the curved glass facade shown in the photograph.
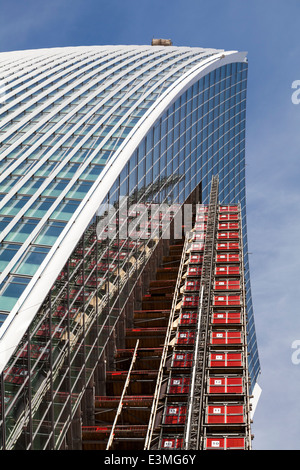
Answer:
[0,45,259,449]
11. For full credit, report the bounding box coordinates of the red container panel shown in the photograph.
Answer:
[219,213,239,221]
[219,205,238,213]
[161,438,183,449]
[172,352,193,368]
[216,253,240,263]
[209,352,243,368]
[196,205,208,214]
[17,344,50,361]
[218,231,239,240]
[164,405,187,425]
[168,377,190,394]
[189,253,203,264]
[180,312,198,326]
[211,312,242,325]
[190,242,205,252]
[204,437,245,450]
[97,261,118,272]
[196,214,208,223]
[4,367,28,384]
[182,295,199,308]
[214,280,241,291]
[210,331,242,345]
[218,222,239,230]
[176,330,195,345]
[207,376,244,394]
[185,279,201,291]
[215,266,240,276]
[187,266,202,277]
[217,242,240,251]
[206,405,245,424]
[213,295,241,306]
[194,223,206,232]
[192,232,206,241]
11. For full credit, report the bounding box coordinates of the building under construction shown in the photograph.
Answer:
[0,44,260,450]
[82,177,253,450]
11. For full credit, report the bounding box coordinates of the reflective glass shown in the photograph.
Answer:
[0,276,30,311]
[14,246,49,276]
[0,243,22,272]
[4,219,40,243]
[33,221,66,246]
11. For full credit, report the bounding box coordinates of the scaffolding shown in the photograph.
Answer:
[81,177,253,451]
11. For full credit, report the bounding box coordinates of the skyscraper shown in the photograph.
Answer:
[0,43,260,450]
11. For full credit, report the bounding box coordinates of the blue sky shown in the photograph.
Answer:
[1,0,300,450]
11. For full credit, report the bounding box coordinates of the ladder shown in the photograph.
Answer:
[183,175,219,450]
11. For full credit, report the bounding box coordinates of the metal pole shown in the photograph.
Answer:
[106,339,139,450]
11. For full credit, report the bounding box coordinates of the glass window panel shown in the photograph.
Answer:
[79,165,104,181]
[0,216,13,232]
[0,196,31,216]
[4,219,40,243]
[33,221,66,246]
[14,246,49,276]
[24,198,56,218]
[50,200,81,221]
[65,180,94,199]
[0,243,22,272]
[42,179,70,197]
[56,163,81,179]
[0,276,31,311]
[34,162,59,178]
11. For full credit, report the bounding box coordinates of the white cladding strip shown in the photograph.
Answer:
[0,47,203,206]
[0,49,207,285]
[0,47,142,175]
[0,47,138,147]
[0,50,60,84]
[0,48,106,117]
[0,47,182,217]
[0,50,247,373]
[250,382,262,419]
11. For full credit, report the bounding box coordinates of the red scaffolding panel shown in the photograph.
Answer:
[211,311,242,325]
[182,295,199,308]
[219,213,239,221]
[206,405,245,424]
[213,295,241,306]
[219,205,238,213]
[168,377,190,395]
[172,352,193,368]
[207,376,244,395]
[210,331,242,345]
[216,253,240,263]
[185,279,201,291]
[176,330,195,346]
[217,242,240,251]
[208,352,243,368]
[214,279,241,291]
[217,231,240,240]
[215,266,240,276]
[160,437,184,449]
[218,222,239,231]
[180,312,198,326]
[204,436,246,450]
[163,405,187,425]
